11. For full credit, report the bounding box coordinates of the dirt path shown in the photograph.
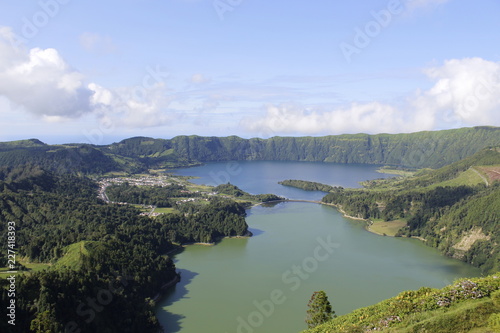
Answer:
[471,167,489,186]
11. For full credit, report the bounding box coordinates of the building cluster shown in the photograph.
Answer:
[96,175,227,217]
[99,175,174,189]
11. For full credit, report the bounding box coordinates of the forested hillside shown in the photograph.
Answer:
[0,165,250,332]
[110,126,500,169]
[1,127,499,174]
[321,147,500,273]
[0,128,499,332]
[0,141,132,174]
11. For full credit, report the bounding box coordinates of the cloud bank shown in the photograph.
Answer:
[0,26,174,128]
[0,27,93,118]
[242,57,500,136]
[1,24,499,138]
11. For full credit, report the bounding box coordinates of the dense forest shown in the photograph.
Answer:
[0,165,250,332]
[1,127,500,175]
[105,182,188,207]
[213,183,284,203]
[160,126,500,168]
[320,147,500,273]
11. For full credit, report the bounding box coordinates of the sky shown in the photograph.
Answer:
[0,0,499,144]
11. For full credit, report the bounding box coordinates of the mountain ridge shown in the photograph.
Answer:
[1,126,499,173]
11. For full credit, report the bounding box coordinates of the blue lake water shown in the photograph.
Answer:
[171,160,394,200]
[156,161,481,333]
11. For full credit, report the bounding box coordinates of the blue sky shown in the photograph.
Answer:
[0,0,499,144]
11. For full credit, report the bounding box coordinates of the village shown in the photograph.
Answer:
[97,174,220,217]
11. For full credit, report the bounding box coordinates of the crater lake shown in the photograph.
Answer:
[156,161,481,333]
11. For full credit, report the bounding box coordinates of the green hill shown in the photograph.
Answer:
[302,274,500,333]
[0,144,131,175]
[0,138,46,150]
[1,127,500,174]
[54,241,102,270]
[116,126,500,169]
[321,147,500,273]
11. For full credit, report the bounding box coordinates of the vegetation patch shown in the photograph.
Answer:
[0,260,51,279]
[368,220,407,237]
[302,274,500,333]
[153,207,176,214]
[427,167,488,188]
[322,147,500,274]
[478,165,500,184]
[54,241,102,269]
[453,228,491,253]
[279,179,341,192]
[376,167,415,177]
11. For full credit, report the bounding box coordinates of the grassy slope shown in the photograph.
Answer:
[54,241,102,269]
[362,147,500,192]
[302,274,500,333]
[0,241,103,279]
[368,219,407,236]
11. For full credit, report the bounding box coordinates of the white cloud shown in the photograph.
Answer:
[242,57,500,136]
[2,22,498,139]
[242,102,416,136]
[0,27,93,118]
[88,82,178,128]
[80,32,117,54]
[0,26,176,128]
[414,58,500,125]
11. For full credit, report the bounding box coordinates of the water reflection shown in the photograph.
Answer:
[157,269,198,332]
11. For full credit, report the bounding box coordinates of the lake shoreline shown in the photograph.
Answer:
[252,199,396,237]
[156,194,480,332]
[180,230,254,247]
[152,273,181,303]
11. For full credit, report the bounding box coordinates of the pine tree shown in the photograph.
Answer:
[305,290,335,328]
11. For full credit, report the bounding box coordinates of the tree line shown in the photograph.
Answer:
[322,182,500,273]
[0,165,250,332]
[2,127,500,175]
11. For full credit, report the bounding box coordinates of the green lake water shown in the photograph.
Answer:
[156,162,481,333]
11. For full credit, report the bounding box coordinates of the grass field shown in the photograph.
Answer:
[131,204,151,212]
[427,168,487,188]
[0,241,102,279]
[186,184,213,192]
[477,165,500,184]
[54,241,101,269]
[376,167,416,177]
[0,261,51,279]
[153,207,176,214]
[368,219,407,236]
